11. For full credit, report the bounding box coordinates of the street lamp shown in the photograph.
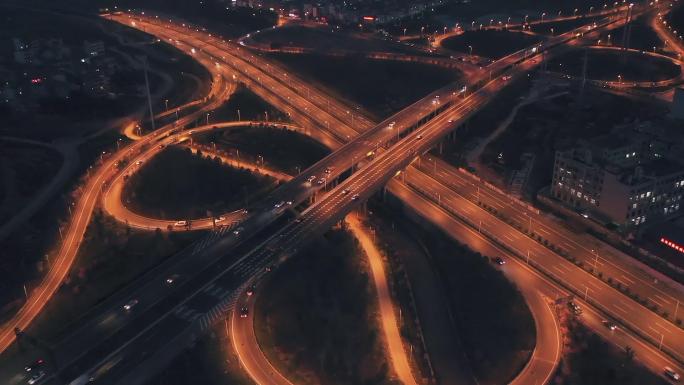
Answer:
[591,249,600,271]
[468,45,473,56]
[541,12,546,22]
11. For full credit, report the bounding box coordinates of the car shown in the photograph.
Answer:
[416,134,423,140]
[494,257,506,265]
[324,167,333,174]
[242,208,249,214]
[166,274,179,285]
[388,121,396,128]
[25,359,44,373]
[215,216,226,223]
[342,188,351,195]
[568,301,582,315]
[665,367,681,381]
[306,175,316,183]
[158,144,165,149]
[28,371,45,385]
[317,178,326,185]
[246,284,256,296]
[174,220,187,227]
[233,227,244,236]
[265,265,272,273]
[274,201,285,208]
[286,201,293,205]
[135,160,143,166]
[502,75,512,81]
[240,307,249,318]
[603,321,618,331]
[123,299,139,311]
[351,194,360,201]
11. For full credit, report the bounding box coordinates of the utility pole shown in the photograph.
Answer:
[620,5,632,64]
[579,47,588,104]
[143,56,155,131]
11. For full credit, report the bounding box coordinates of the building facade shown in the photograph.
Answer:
[551,125,684,230]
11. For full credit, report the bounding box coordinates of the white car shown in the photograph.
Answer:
[123,299,139,311]
[233,227,244,236]
[174,220,187,227]
[665,367,681,381]
[306,175,316,183]
[351,194,360,201]
[166,274,179,285]
[215,216,226,223]
[135,160,143,166]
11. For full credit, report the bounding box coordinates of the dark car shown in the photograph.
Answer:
[24,358,44,372]
[494,257,506,265]
[240,307,249,318]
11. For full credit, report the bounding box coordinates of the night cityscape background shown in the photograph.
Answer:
[0,0,684,384]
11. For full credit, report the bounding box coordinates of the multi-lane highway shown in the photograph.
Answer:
[389,178,684,381]
[38,6,670,384]
[0,2,676,384]
[402,159,684,362]
[35,10,546,381]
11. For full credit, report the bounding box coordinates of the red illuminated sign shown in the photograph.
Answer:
[362,16,376,22]
[661,237,684,253]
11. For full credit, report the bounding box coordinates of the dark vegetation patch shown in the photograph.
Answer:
[124,146,277,219]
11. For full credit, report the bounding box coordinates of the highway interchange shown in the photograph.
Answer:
[1,1,684,384]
